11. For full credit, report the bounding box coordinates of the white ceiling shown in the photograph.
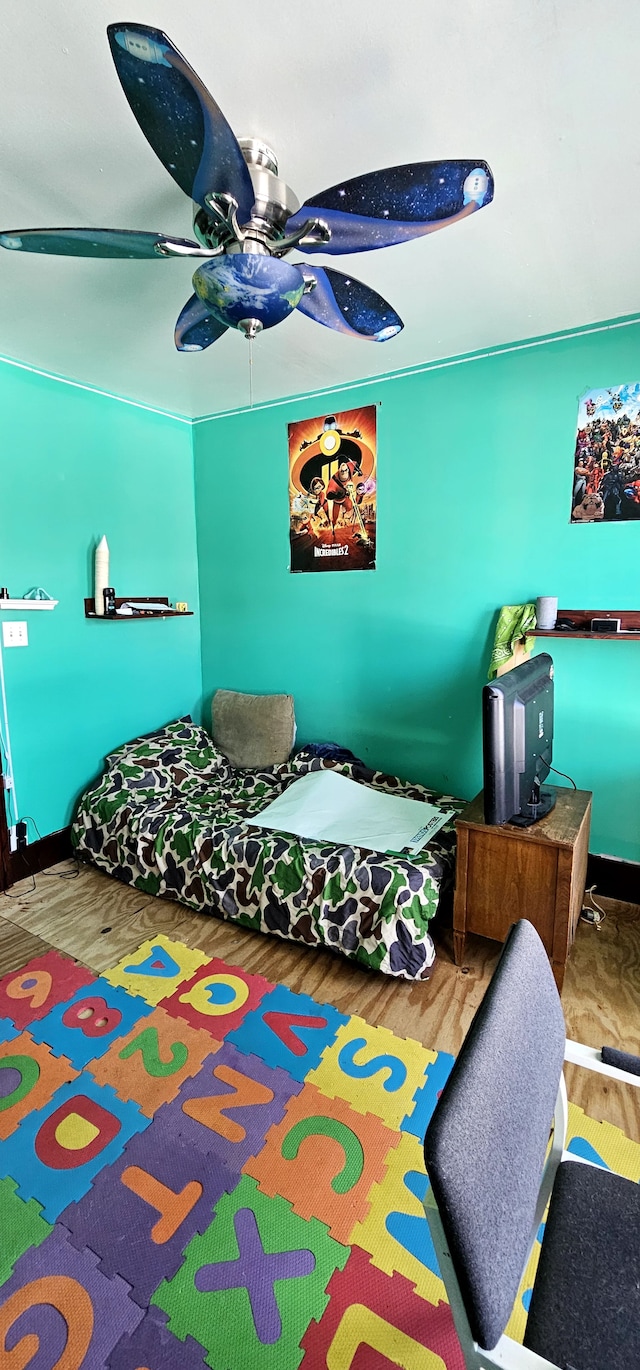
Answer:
[1,1,639,419]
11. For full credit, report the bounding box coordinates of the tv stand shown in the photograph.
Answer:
[508,785,556,827]
[453,786,592,990]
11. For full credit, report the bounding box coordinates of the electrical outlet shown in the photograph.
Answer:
[2,621,28,648]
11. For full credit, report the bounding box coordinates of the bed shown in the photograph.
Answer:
[71,717,465,981]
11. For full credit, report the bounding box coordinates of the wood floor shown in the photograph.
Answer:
[2,860,639,1140]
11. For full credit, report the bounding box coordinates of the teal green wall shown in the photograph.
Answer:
[194,321,640,862]
[0,363,201,838]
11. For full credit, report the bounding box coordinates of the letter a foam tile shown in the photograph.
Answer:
[245,1081,400,1246]
[299,1245,466,1369]
[88,1005,220,1116]
[0,1030,78,1140]
[103,935,210,1006]
[0,1075,149,1221]
[306,1014,435,1129]
[153,1175,349,1370]
[161,955,274,1040]
[0,950,95,1032]
[350,1128,446,1306]
[0,1225,144,1369]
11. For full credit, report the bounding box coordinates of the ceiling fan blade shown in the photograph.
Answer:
[175,294,228,350]
[107,23,255,220]
[287,160,494,254]
[294,264,402,341]
[0,227,205,259]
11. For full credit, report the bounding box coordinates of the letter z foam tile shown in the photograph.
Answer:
[103,935,210,1006]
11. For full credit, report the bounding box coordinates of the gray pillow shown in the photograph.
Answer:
[212,690,295,769]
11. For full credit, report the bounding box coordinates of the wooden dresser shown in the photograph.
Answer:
[453,787,592,990]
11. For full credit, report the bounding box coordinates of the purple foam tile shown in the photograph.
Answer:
[61,1125,239,1304]
[4,1304,67,1370]
[108,1304,209,1370]
[0,1225,143,1369]
[155,1040,303,1174]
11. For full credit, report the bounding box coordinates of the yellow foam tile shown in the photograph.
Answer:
[350,1129,446,1307]
[103,935,210,1006]
[307,1015,434,1130]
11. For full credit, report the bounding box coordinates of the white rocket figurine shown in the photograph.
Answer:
[94,535,110,617]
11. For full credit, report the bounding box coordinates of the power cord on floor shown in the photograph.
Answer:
[580,884,607,930]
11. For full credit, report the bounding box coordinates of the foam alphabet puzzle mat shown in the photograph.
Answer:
[0,938,638,1368]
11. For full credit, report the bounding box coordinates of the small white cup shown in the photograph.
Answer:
[536,596,558,631]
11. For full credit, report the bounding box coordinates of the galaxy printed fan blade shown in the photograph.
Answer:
[294,264,403,341]
[174,293,228,350]
[107,23,255,220]
[0,227,205,259]
[287,160,494,255]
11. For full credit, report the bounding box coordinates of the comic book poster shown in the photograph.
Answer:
[571,384,640,522]
[288,406,377,572]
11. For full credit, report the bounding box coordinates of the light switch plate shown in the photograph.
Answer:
[2,621,28,647]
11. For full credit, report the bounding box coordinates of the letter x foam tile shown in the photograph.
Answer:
[103,934,210,1006]
[0,1224,144,1368]
[299,1244,466,1369]
[153,1175,349,1370]
[87,1004,220,1116]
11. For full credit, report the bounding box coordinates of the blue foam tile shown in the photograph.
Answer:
[226,982,348,1082]
[29,978,153,1070]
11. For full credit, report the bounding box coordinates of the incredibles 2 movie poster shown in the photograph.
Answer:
[288,406,377,573]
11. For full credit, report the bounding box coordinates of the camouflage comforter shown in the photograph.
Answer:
[71,718,464,981]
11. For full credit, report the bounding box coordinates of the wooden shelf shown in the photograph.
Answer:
[84,597,192,620]
[526,608,640,641]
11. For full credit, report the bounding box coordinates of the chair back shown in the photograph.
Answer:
[424,920,566,1351]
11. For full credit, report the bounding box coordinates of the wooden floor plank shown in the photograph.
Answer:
[3,862,639,1137]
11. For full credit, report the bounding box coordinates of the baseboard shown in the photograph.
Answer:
[586,853,640,904]
[8,826,73,886]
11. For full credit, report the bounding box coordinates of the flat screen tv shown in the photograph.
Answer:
[482,652,555,826]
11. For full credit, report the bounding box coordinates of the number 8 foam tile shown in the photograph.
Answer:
[29,978,153,1070]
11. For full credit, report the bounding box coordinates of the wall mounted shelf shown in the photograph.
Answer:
[84,597,192,619]
[526,609,640,641]
[0,599,57,610]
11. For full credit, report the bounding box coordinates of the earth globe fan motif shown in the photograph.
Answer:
[0,22,495,351]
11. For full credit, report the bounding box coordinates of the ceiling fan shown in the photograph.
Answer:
[0,23,494,351]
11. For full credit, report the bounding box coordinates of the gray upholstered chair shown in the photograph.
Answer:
[423,919,640,1370]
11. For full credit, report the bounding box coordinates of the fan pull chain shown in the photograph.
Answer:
[248,337,254,408]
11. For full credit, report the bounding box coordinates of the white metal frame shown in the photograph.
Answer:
[424,1042,640,1370]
